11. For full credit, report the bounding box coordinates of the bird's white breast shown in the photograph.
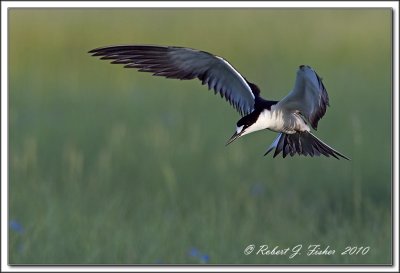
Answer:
[240,110,276,136]
[241,108,310,136]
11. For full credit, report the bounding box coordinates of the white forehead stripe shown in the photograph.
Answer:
[236,125,244,133]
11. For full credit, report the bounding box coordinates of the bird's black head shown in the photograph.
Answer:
[226,111,261,146]
[237,111,260,128]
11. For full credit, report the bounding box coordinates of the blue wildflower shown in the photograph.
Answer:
[10,220,24,234]
[188,247,200,258]
[200,254,209,263]
[188,247,210,263]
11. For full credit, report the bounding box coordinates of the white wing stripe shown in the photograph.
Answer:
[216,56,255,100]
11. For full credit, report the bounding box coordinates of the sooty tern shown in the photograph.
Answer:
[89,45,349,160]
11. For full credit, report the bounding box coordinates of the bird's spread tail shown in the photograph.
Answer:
[264,131,350,160]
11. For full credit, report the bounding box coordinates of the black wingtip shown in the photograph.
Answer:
[88,45,125,55]
[336,152,351,161]
[263,149,273,157]
[88,46,107,54]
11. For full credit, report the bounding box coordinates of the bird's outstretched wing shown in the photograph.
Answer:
[276,66,329,130]
[89,45,258,116]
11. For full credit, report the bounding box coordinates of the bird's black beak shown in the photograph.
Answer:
[225,131,242,146]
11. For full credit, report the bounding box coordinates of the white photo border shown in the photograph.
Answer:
[1,1,398,272]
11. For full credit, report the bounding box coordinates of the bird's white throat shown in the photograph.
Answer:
[240,109,274,137]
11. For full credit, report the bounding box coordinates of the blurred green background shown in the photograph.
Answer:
[9,8,392,264]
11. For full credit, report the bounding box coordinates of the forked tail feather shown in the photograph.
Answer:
[264,131,350,160]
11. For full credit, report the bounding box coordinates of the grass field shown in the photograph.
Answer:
[8,8,392,264]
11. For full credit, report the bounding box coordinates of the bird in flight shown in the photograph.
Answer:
[89,45,349,160]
